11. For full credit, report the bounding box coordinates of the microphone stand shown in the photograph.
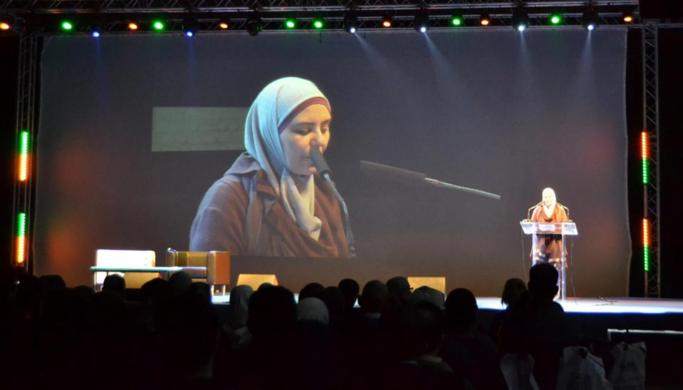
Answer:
[527,204,540,220]
[320,173,357,258]
[310,148,357,258]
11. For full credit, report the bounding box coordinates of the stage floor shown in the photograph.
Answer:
[212,294,683,315]
[476,297,683,314]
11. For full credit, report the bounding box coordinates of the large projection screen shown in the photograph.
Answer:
[34,29,630,296]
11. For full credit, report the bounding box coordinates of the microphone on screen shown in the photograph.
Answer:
[310,147,332,179]
[309,147,357,258]
[359,160,501,200]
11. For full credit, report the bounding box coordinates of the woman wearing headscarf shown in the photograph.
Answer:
[189,77,349,258]
[529,187,570,266]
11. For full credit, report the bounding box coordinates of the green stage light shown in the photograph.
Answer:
[312,18,324,30]
[60,20,74,31]
[549,13,563,25]
[152,20,165,31]
[285,18,297,29]
[642,160,649,184]
[16,212,26,237]
[15,212,27,264]
[451,15,464,27]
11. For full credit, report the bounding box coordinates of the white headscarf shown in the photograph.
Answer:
[542,187,557,218]
[243,77,331,241]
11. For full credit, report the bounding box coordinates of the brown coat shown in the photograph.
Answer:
[530,204,569,261]
[190,153,349,258]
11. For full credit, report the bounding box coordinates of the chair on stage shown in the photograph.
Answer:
[93,249,158,290]
[166,249,231,294]
[91,248,231,295]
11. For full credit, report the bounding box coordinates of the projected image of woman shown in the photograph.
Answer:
[189,77,349,257]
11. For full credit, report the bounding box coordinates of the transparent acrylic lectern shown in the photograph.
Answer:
[520,221,578,300]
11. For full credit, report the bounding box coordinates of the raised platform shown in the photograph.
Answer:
[212,294,683,314]
[476,297,683,314]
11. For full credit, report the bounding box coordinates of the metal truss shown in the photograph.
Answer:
[11,32,41,271]
[641,22,660,297]
[1,0,640,14]
[0,0,641,33]
[0,1,640,9]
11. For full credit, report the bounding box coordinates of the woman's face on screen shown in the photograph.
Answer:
[280,104,331,176]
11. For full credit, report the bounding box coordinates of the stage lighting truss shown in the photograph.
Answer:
[479,13,491,26]
[246,13,262,36]
[90,25,101,37]
[414,12,429,32]
[582,7,600,30]
[512,6,529,31]
[0,1,643,35]
[343,12,358,33]
[217,20,230,30]
[182,18,198,36]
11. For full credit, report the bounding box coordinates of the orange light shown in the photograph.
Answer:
[641,131,649,160]
[128,22,139,31]
[0,22,10,31]
[16,236,25,264]
[18,154,29,181]
[624,15,633,23]
[480,17,490,26]
[382,19,392,28]
[642,218,650,247]
[219,22,229,30]
[18,130,29,181]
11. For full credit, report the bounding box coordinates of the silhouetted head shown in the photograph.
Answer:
[528,263,559,301]
[359,280,389,314]
[299,282,325,302]
[338,278,360,310]
[410,286,445,308]
[102,274,125,295]
[229,285,253,329]
[188,282,211,304]
[445,288,478,333]
[399,301,445,358]
[40,274,66,295]
[501,278,527,307]
[320,286,346,326]
[73,285,95,302]
[297,297,330,326]
[387,276,412,303]
[248,285,296,337]
[141,278,172,305]
[169,271,192,292]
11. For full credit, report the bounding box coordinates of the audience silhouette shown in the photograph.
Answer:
[0,264,665,390]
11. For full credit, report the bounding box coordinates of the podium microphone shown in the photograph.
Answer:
[527,202,541,220]
[310,147,357,257]
[560,204,570,219]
